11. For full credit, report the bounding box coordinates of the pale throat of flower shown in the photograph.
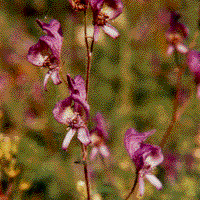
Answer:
[101,5,113,17]
[62,106,78,126]
[145,154,160,169]
[37,48,54,68]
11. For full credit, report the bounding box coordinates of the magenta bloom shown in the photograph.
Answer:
[90,0,123,42]
[90,113,110,160]
[124,129,163,196]
[166,11,188,55]
[187,50,200,84]
[68,0,88,11]
[187,50,200,98]
[27,19,63,90]
[53,75,90,150]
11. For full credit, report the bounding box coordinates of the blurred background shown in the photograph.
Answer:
[0,0,200,199]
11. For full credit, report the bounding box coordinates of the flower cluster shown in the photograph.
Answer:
[124,129,163,196]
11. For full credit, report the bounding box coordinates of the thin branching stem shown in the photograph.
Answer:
[6,178,13,200]
[82,9,95,200]
[84,10,94,99]
[160,52,186,148]
[125,170,139,200]
[82,144,91,200]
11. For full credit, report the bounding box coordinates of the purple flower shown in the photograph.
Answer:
[89,113,110,160]
[27,19,63,90]
[187,50,200,99]
[68,0,88,11]
[166,11,188,55]
[124,128,163,196]
[90,0,123,42]
[187,50,200,84]
[53,75,90,150]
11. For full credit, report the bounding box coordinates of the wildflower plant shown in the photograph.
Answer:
[1,0,200,199]
[25,2,200,200]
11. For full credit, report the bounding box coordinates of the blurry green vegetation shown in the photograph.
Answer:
[0,0,200,199]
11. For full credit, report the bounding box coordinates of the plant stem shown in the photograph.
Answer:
[5,178,13,200]
[84,11,94,99]
[125,170,139,200]
[99,154,113,183]
[82,144,90,200]
[160,52,186,148]
[82,9,95,200]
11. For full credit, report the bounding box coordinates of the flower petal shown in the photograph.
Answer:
[43,71,51,91]
[187,50,200,84]
[144,145,164,168]
[62,128,76,150]
[99,144,110,158]
[95,112,108,138]
[50,67,62,85]
[43,68,62,91]
[53,97,73,124]
[90,147,99,160]
[138,176,145,196]
[168,11,189,39]
[67,74,87,100]
[28,19,63,67]
[105,0,123,20]
[145,174,162,190]
[124,129,156,159]
[27,40,50,66]
[71,94,90,120]
[102,23,119,39]
[167,45,174,55]
[176,43,188,54]
[94,25,100,42]
[90,0,104,11]
[77,127,91,146]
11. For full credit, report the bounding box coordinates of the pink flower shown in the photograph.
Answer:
[166,11,188,55]
[53,75,90,150]
[90,0,123,42]
[124,129,163,196]
[90,113,110,160]
[187,50,200,84]
[27,19,63,90]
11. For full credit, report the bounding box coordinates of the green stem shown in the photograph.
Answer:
[125,170,139,200]
[82,144,90,200]
[160,51,185,148]
[84,11,94,99]
[82,9,95,200]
